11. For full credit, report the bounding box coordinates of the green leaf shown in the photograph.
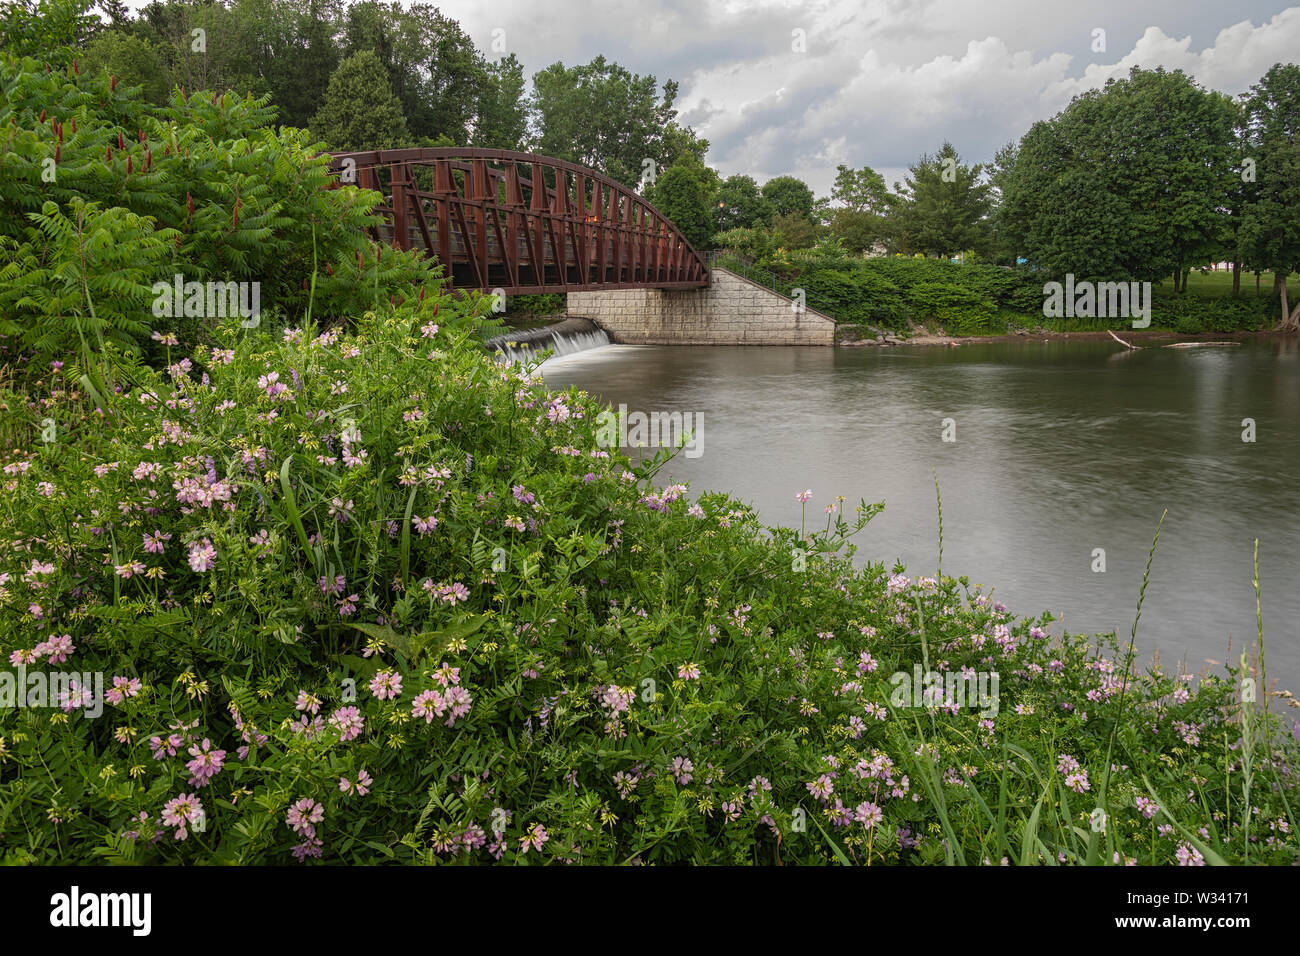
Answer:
[409,614,490,663]
[278,455,313,557]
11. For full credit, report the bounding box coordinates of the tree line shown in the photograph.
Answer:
[8,0,1300,325]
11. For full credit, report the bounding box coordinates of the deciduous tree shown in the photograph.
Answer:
[1240,63,1300,329]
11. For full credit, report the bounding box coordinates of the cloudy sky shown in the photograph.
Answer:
[435,0,1300,195]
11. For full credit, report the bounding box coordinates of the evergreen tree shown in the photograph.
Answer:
[888,142,992,258]
[310,49,409,152]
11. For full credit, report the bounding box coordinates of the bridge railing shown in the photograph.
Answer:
[328,148,710,296]
[704,251,838,318]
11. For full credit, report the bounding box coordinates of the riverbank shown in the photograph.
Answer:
[837,326,1295,348]
[8,313,1298,866]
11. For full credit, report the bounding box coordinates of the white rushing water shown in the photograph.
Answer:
[495,328,610,365]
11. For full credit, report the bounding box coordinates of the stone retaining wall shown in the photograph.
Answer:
[565,267,835,345]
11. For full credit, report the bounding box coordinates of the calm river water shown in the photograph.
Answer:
[541,338,1300,695]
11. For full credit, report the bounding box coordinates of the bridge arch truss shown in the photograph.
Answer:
[328,148,710,295]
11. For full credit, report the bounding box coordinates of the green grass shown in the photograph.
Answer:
[1155,269,1298,299]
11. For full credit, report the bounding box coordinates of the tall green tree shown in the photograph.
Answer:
[135,0,264,99]
[645,157,713,249]
[888,142,992,258]
[770,211,818,249]
[659,123,710,171]
[829,208,887,255]
[831,163,888,214]
[1221,100,1254,294]
[986,141,1022,265]
[713,174,772,232]
[472,53,527,150]
[761,175,815,220]
[235,0,341,131]
[1000,67,1236,283]
[310,48,408,151]
[343,1,482,143]
[531,55,690,187]
[1240,63,1300,329]
[829,163,890,254]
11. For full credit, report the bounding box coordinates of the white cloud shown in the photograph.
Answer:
[668,5,1300,193]
[331,0,1300,193]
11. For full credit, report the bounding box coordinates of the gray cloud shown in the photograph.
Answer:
[402,1,1300,192]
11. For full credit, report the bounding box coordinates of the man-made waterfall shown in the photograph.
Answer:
[488,318,611,364]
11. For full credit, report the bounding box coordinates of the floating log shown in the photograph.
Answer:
[1162,341,1242,348]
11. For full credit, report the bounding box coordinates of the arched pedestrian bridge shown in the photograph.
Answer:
[328,147,834,344]
[327,147,709,294]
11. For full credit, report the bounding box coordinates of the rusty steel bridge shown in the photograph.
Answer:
[328,148,710,295]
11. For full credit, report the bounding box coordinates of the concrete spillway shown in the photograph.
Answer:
[487,317,611,364]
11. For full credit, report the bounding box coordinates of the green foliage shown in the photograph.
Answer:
[713,226,774,262]
[532,55,692,189]
[472,53,528,150]
[232,0,341,131]
[905,282,1000,334]
[0,50,441,371]
[0,0,98,64]
[505,293,564,317]
[133,0,266,104]
[1000,67,1238,283]
[832,164,889,215]
[760,175,815,221]
[0,197,176,357]
[645,160,713,250]
[1239,63,1300,328]
[830,208,887,256]
[1153,292,1270,334]
[310,49,409,153]
[796,266,906,328]
[341,1,481,145]
[713,174,772,234]
[752,247,1043,331]
[888,142,993,259]
[770,212,819,250]
[79,28,173,104]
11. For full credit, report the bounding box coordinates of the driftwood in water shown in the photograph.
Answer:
[1106,329,1140,349]
[1162,341,1242,349]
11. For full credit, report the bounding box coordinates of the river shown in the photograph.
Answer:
[541,337,1300,696]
